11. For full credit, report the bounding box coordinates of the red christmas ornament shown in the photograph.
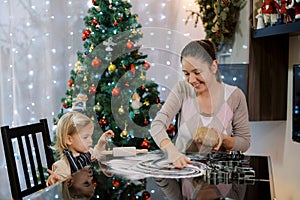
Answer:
[99,118,108,127]
[126,41,134,50]
[143,61,151,70]
[142,191,151,200]
[93,181,97,187]
[91,19,99,25]
[92,0,99,6]
[89,85,97,94]
[130,64,136,73]
[143,119,148,125]
[62,102,68,109]
[119,17,123,22]
[141,139,150,149]
[112,87,120,96]
[141,85,145,91]
[113,20,118,26]
[92,57,101,67]
[67,80,73,87]
[125,82,130,87]
[122,65,127,70]
[167,124,175,134]
[83,29,91,37]
[112,180,120,188]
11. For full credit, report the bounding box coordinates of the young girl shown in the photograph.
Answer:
[46,111,114,186]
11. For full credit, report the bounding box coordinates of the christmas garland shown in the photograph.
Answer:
[186,0,246,51]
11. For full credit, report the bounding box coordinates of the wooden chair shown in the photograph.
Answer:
[1,119,55,200]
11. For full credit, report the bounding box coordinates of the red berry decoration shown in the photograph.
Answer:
[92,0,99,6]
[141,139,150,149]
[89,85,97,94]
[130,64,136,73]
[112,87,120,96]
[126,41,134,50]
[167,124,175,133]
[113,20,118,26]
[67,80,73,87]
[91,19,99,25]
[143,61,150,70]
[142,191,151,200]
[99,118,108,127]
[143,119,148,125]
[112,180,120,188]
[83,29,91,37]
[93,181,97,187]
[92,57,101,67]
[82,29,91,41]
[62,102,68,109]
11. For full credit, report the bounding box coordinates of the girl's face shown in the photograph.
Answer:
[67,122,94,156]
[181,56,217,94]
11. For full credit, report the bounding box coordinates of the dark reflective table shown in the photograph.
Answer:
[25,151,276,200]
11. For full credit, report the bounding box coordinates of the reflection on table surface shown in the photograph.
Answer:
[25,150,275,200]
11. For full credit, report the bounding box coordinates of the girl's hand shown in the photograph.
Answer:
[46,169,60,186]
[95,130,115,153]
[99,130,115,144]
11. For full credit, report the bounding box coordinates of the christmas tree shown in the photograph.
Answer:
[55,0,176,151]
[54,0,175,199]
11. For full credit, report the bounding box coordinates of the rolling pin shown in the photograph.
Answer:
[100,147,148,157]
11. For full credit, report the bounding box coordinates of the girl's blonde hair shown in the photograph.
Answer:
[54,111,93,155]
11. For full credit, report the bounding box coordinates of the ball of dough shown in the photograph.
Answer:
[194,127,219,147]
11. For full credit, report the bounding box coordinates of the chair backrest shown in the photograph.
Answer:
[1,119,55,200]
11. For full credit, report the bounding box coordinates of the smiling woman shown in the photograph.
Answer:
[150,39,251,168]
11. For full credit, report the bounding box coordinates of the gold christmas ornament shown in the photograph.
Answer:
[140,73,146,80]
[83,76,88,82]
[93,102,101,112]
[143,101,150,106]
[120,123,129,138]
[118,105,125,115]
[132,29,137,35]
[89,45,94,52]
[75,61,83,74]
[108,63,117,72]
[66,96,72,104]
